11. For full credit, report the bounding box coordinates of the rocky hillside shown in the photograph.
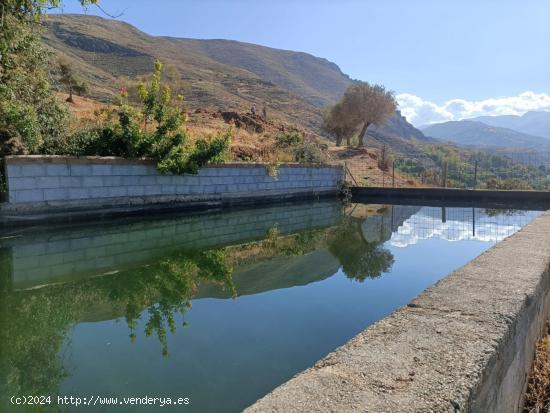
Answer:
[42,14,431,154]
[41,14,352,133]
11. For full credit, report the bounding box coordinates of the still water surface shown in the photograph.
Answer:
[0,202,542,412]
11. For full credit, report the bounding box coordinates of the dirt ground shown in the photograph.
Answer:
[328,146,422,188]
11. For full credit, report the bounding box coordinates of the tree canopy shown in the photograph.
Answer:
[341,82,396,147]
[322,102,357,147]
[0,1,98,154]
[323,82,396,148]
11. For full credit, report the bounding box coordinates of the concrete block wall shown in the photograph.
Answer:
[2,201,342,289]
[4,156,343,206]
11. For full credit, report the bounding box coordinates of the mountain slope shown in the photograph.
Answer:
[468,111,550,140]
[41,14,352,133]
[41,14,431,152]
[421,120,550,149]
[164,38,352,107]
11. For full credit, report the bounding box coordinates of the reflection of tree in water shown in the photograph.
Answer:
[328,218,394,281]
[0,247,235,399]
[483,208,521,217]
[124,249,235,356]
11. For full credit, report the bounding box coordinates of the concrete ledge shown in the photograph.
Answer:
[352,187,550,203]
[5,156,343,169]
[245,211,550,413]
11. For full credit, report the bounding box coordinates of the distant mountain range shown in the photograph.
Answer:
[467,111,550,140]
[421,115,550,150]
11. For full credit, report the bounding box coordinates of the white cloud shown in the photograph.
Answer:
[396,91,550,126]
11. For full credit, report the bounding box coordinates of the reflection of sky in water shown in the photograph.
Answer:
[390,207,542,247]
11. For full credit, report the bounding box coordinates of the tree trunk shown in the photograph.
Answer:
[357,122,370,147]
[346,136,351,146]
[336,136,343,147]
[66,86,74,103]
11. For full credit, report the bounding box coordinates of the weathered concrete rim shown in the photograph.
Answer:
[245,210,550,413]
[4,155,343,169]
[351,186,550,202]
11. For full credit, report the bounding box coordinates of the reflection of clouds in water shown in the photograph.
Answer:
[390,208,540,248]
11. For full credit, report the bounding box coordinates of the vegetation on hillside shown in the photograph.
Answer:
[45,59,233,174]
[393,143,550,190]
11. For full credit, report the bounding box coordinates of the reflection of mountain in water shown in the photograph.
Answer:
[198,249,339,299]
[389,207,541,247]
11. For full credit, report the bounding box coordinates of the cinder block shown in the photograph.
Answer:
[174,185,190,195]
[156,175,173,186]
[138,176,157,186]
[6,164,22,178]
[20,164,46,177]
[68,188,90,200]
[108,187,128,198]
[45,164,70,176]
[143,185,160,196]
[59,177,82,187]
[127,186,146,196]
[44,188,68,201]
[34,177,61,189]
[70,164,93,176]
[130,165,154,175]
[14,189,44,203]
[89,187,110,198]
[91,165,113,176]
[161,185,176,195]
[111,165,133,175]
[9,177,36,190]
[102,176,124,187]
[82,177,104,187]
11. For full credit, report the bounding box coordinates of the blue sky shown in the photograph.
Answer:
[52,0,550,125]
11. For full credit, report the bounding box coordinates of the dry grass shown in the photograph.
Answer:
[329,146,423,188]
[524,323,550,413]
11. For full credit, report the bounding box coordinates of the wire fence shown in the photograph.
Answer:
[343,149,550,190]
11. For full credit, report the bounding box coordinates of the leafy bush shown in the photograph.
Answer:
[47,59,231,175]
[293,143,325,163]
[275,131,304,148]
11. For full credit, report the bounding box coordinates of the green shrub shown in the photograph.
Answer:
[293,143,325,164]
[275,131,304,148]
[0,102,41,154]
[44,59,231,175]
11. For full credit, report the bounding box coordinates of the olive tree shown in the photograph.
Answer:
[341,82,396,147]
[59,60,88,102]
[322,102,357,147]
